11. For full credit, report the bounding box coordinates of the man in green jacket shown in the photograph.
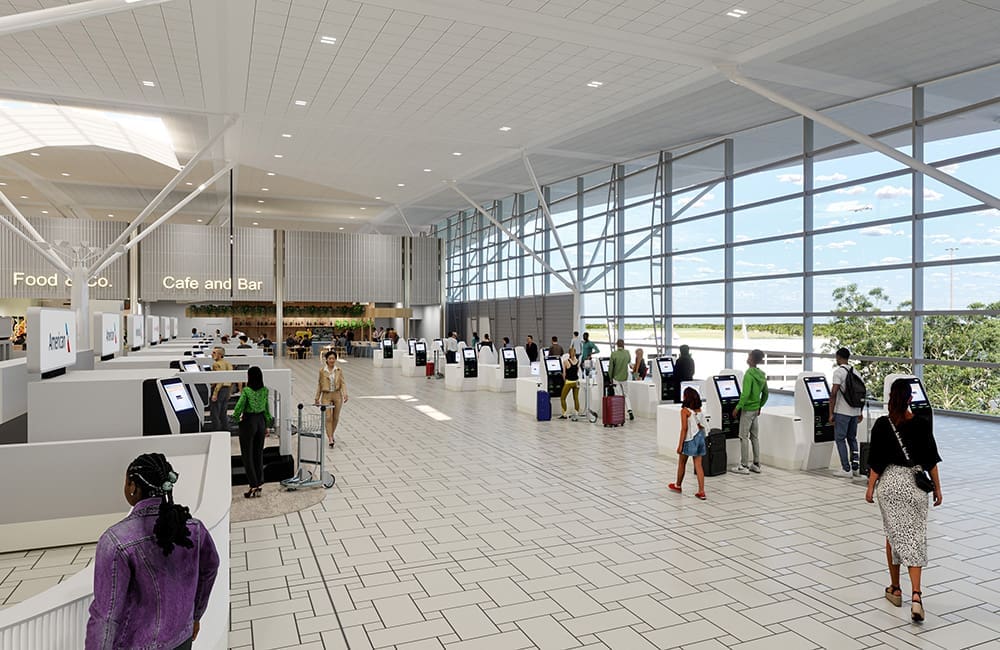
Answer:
[733,349,768,474]
[607,339,635,421]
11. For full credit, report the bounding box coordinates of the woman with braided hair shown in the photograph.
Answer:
[86,453,220,650]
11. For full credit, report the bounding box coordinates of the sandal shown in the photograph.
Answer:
[884,585,902,607]
[695,492,707,500]
[668,483,682,493]
[911,591,924,622]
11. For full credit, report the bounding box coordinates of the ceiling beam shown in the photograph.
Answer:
[0,0,176,38]
[0,158,93,219]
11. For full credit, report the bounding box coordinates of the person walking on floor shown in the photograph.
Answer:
[669,387,708,500]
[559,347,582,419]
[865,377,942,622]
[209,347,233,432]
[732,349,768,475]
[86,453,219,650]
[570,331,582,357]
[444,331,459,364]
[830,346,864,477]
[525,335,539,363]
[233,366,273,498]
[607,339,635,420]
[548,336,564,358]
[315,349,348,447]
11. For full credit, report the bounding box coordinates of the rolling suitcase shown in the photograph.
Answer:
[425,361,435,377]
[537,390,552,421]
[704,429,727,476]
[602,394,625,427]
[859,412,872,476]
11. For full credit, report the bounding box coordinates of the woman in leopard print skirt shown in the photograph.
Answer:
[865,378,942,622]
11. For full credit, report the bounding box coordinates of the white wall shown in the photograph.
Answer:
[413,304,441,341]
[148,302,232,339]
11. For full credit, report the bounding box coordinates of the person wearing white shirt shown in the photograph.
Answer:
[570,331,582,356]
[830,347,863,478]
[444,332,459,364]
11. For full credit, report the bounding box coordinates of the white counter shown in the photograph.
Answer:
[623,380,660,418]
[479,364,516,393]
[515,377,547,414]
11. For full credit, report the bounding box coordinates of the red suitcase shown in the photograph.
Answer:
[425,361,435,377]
[603,395,625,427]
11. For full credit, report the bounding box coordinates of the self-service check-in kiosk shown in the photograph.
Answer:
[545,357,564,397]
[803,376,835,443]
[599,357,612,395]
[407,338,417,356]
[382,338,394,359]
[463,347,478,378]
[654,357,677,402]
[502,348,517,379]
[142,376,202,435]
[711,375,741,439]
[884,374,933,430]
[414,341,427,366]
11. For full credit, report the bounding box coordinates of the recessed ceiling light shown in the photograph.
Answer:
[338,227,344,230]
[266,172,276,176]
[273,154,283,158]
[586,81,603,88]
[726,8,748,17]
[294,100,307,106]
[19,195,28,199]
[60,172,71,177]
[452,152,462,156]
[349,216,356,219]
[423,168,432,172]
[252,221,259,225]
[186,182,193,186]
[320,35,337,45]
[499,126,512,132]
[281,133,292,138]
[359,207,366,210]
[107,213,114,217]
[261,187,269,191]
[0,182,6,186]
[257,200,264,203]
[255,210,261,214]
[30,152,40,157]
[397,183,405,187]
[196,218,203,223]
[142,80,156,87]
[375,196,381,200]
[41,210,48,214]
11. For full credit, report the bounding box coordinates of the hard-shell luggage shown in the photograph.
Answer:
[603,394,625,427]
[425,361,435,377]
[704,429,727,476]
[537,390,552,421]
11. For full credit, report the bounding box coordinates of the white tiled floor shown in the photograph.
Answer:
[226,355,1000,649]
[0,544,95,609]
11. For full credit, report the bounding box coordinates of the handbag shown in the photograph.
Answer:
[888,418,935,493]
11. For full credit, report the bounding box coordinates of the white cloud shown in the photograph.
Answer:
[823,240,857,250]
[938,163,959,174]
[835,185,867,195]
[923,188,944,201]
[682,256,706,263]
[880,256,903,263]
[875,185,910,199]
[675,192,716,210]
[696,266,715,273]
[959,237,1000,246]
[928,233,956,243]
[860,225,903,237]
[734,234,750,242]
[816,173,848,182]
[826,200,873,213]
[777,173,803,185]
[735,261,776,268]
[975,208,1000,217]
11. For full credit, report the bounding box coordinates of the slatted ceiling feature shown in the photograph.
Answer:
[409,236,441,306]
[0,216,127,299]
[139,224,275,301]
[283,231,403,303]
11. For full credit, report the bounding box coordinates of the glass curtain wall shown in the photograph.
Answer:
[436,66,1000,415]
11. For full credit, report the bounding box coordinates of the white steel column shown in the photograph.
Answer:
[725,69,1000,212]
[275,230,284,356]
[0,192,71,274]
[395,205,415,236]
[0,0,175,37]
[523,153,577,288]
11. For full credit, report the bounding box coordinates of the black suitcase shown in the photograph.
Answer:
[859,408,873,476]
[704,429,727,476]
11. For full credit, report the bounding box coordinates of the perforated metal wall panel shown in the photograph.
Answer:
[447,294,573,349]
[410,236,442,306]
[139,224,274,301]
[0,217,127,299]
[284,231,403,303]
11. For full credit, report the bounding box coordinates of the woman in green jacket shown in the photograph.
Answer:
[233,366,273,498]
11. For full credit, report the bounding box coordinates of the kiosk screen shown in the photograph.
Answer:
[909,379,928,405]
[502,348,516,361]
[679,380,703,399]
[407,340,416,355]
[162,379,194,413]
[181,360,201,372]
[414,342,426,353]
[462,348,476,360]
[382,339,392,351]
[657,358,674,374]
[545,358,562,373]
[714,377,740,400]
[803,376,830,402]
[433,339,442,349]
[599,358,610,376]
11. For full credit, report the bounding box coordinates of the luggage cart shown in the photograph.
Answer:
[571,362,599,423]
[281,403,335,490]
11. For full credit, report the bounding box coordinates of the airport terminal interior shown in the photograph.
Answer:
[1,1,1000,649]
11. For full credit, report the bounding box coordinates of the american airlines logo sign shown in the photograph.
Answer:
[48,324,71,352]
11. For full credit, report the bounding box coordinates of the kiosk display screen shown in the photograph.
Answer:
[909,379,928,405]
[501,348,516,361]
[414,342,426,353]
[657,358,674,374]
[714,376,740,400]
[803,376,830,402]
[408,339,416,355]
[679,380,703,399]
[382,339,392,350]
[433,339,442,349]
[181,360,201,372]
[162,379,194,412]
[599,358,610,376]
[462,348,476,360]
[545,358,562,373]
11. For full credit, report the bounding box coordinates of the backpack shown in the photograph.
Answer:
[841,366,868,408]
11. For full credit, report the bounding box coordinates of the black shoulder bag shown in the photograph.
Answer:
[888,419,935,493]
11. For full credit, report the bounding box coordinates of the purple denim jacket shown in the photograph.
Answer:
[85,498,220,650]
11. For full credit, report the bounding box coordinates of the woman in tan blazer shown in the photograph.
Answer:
[314,349,348,447]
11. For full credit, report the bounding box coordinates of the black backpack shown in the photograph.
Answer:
[841,366,868,408]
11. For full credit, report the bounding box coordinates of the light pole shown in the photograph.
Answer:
[945,247,958,310]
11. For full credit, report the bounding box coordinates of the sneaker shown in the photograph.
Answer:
[733,465,751,475]
[628,410,635,421]
[749,463,762,474]
[832,468,853,478]
[558,415,568,420]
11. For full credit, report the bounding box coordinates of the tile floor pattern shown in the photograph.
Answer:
[0,544,95,609]
[228,356,1000,650]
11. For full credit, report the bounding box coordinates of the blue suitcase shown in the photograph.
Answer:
[537,390,552,421]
